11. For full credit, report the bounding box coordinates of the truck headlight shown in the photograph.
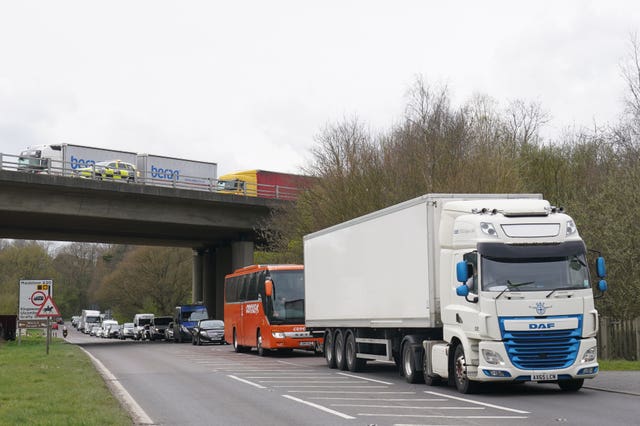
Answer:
[482,349,505,365]
[480,222,498,237]
[272,332,285,339]
[582,346,597,363]
[566,220,577,236]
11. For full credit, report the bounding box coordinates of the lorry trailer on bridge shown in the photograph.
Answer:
[303,194,608,394]
[18,144,137,176]
[135,153,217,189]
[216,169,314,200]
[17,144,218,191]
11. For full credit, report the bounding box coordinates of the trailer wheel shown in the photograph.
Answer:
[324,329,337,368]
[345,331,366,372]
[453,344,479,394]
[335,329,347,370]
[402,342,422,384]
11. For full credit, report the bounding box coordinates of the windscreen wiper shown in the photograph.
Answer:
[495,280,535,300]
[546,285,586,298]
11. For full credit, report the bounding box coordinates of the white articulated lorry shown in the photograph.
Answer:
[304,194,608,394]
[18,144,137,176]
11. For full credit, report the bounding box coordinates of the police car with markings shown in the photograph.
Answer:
[74,160,139,182]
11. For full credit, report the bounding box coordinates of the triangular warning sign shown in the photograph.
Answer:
[36,296,61,317]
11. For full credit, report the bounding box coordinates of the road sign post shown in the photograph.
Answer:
[36,295,61,355]
[18,280,53,344]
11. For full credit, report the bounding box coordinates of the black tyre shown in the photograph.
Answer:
[402,342,423,384]
[324,329,337,369]
[345,331,366,372]
[558,379,584,392]
[257,330,266,356]
[233,329,246,353]
[422,349,441,386]
[197,335,202,346]
[335,329,347,370]
[453,344,479,394]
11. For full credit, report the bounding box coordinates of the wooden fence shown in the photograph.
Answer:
[597,317,640,360]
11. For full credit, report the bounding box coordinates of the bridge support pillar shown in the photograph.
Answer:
[199,241,254,320]
[192,249,204,304]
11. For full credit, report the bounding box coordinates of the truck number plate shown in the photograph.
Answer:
[532,373,557,381]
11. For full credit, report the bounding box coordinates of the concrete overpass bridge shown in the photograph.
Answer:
[0,170,288,319]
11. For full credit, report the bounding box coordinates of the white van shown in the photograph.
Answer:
[133,313,154,340]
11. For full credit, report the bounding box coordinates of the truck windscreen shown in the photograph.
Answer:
[478,242,590,292]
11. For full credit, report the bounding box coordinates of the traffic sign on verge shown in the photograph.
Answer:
[36,296,61,317]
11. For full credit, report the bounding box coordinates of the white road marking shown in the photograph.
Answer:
[360,413,528,419]
[331,404,484,410]
[337,372,395,385]
[288,390,416,394]
[425,391,530,414]
[282,395,356,420]
[227,375,266,389]
[274,385,388,388]
[79,347,154,425]
[311,397,447,402]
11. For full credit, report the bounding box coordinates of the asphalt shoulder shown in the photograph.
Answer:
[584,371,640,396]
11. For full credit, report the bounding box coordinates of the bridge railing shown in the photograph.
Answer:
[0,153,303,201]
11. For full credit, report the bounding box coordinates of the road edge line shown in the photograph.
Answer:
[79,346,155,425]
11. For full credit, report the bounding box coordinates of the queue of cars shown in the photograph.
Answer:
[70,310,226,345]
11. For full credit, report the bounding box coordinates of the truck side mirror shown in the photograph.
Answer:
[456,261,469,283]
[596,257,606,278]
[456,284,469,297]
[456,283,478,304]
[265,280,273,297]
[598,279,608,292]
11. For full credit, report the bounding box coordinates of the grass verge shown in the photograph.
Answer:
[0,333,132,425]
[599,359,640,371]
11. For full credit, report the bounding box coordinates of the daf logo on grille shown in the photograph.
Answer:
[530,302,551,315]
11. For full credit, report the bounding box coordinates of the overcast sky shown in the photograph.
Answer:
[1,1,640,176]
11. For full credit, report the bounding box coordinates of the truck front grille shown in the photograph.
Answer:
[499,316,582,370]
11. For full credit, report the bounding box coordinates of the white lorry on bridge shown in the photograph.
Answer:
[18,144,137,176]
[304,194,608,393]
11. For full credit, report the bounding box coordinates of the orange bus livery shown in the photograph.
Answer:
[224,264,322,355]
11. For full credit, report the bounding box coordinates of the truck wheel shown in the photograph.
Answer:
[324,329,337,368]
[558,379,584,392]
[422,350,441,386]
[334,329,347,370]
[402,342,423,384]
[345,331,366,372]
[453,344,479,394]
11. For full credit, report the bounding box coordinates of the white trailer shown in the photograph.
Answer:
[18,144,137,176]
[79,309,101,334]
[304,194,608,393]
[136,153,217,190]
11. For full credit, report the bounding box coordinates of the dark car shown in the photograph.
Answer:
[149,316,172,341]
[191,319,225,345]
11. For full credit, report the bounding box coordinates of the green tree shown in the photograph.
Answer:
[0,242,59,314]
